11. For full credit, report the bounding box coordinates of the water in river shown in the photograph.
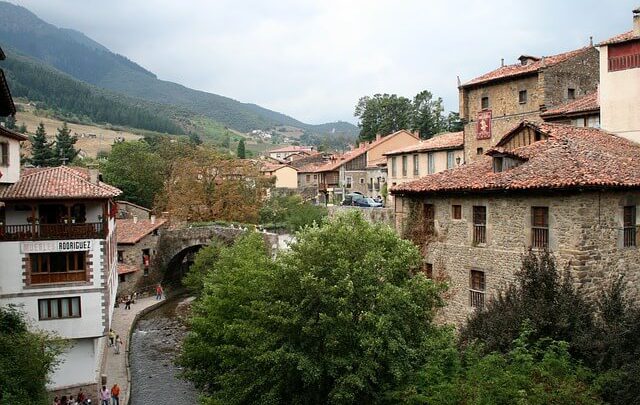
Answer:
[129,297,199,405]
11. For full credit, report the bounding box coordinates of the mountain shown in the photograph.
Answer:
[0,1,358,135]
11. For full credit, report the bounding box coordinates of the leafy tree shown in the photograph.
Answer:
[17,122,27,134]
[354,93,413,142]
[259,194,327,231]
[101,140,165,207]
[183,242,222,294]
[188,132,203,145]
[236,139,246,159]
[4,115,16,129]
[158,148,271,223]
[411,90,445,139]
[445,111,463,132]
[29,122,54,167]
[180,212,446,404]
[0,305,68,405]
[53,122,79,165]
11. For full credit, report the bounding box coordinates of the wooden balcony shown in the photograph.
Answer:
[0,222,105,241]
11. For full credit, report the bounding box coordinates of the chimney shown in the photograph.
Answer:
[500,58,504,67]
[133,216,138,224]
[375,134,381,141]
[150,215,156,224]
[88,168,99,184]
[589,36,593,46]
[634,7,640,36]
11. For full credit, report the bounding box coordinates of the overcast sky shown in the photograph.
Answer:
[11,1,639,124]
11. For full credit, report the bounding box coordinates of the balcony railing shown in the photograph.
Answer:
[623,226,636,247]
[473,224,486,244]
[0,222,105,241]
[469,289,485,309]
[532,227,549,249]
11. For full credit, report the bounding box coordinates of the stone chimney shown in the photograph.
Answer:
[375,134,382,141]
[150,215,156,224]
[634,7,640,36]
[133,216,138,224]
[501,58,504,67]
[88,168,99,184]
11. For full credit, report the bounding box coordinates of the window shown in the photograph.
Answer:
[359,178,365,184]
[608,41,640,72]
[519,90,527,104]
[473,206,486,244]
[313,174,317,180]
[624,205,636,247]
[452,204,462,219]
[567,88,575,100]
[531,207,549,249]
[447,151,455,169]
[401,156,408,177]
[428,153,435,174]
[30,252,87,284]
[469,270,485,309]
[345,176,352,188]
[391,157,397,177]
[413,154,419,176]
[38,297,81,320]
[481,96,489,109]
[0,142,8,166]
[423,204,435,236]
[119,274,126,283]
[117,250,124,263]
[306,174,311,182]
[493,156,504,173]
[424,263,433,279]
[476,147,484,155]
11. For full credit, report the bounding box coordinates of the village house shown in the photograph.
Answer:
[298,130,419,204]
[597,8,640,143]
[540,91,600,127]
[259,162,298,189]
[267,145,314,161]
[384,131,464,205]
[459,44,599,163]
[392,121,640,325]
[116,214,167,296]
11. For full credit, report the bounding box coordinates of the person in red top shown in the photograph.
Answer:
[155,284,163,300]
[111,383,121,405]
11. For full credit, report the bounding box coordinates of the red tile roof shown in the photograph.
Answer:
[597,30,640,46]
[260,162,297,173]
[117,263,139,275]
[0,166,121,200]
[268,145,314,153]
[0,125,28,141]
[541,92,599,118]
[392,121,640,195]
[116,217,167,244]
[461,47,592,88]
[384,132,463,156]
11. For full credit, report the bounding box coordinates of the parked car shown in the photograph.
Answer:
[354,197,384,208]
[341,192,365,206]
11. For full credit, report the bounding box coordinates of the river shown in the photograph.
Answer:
[129,296,199,405]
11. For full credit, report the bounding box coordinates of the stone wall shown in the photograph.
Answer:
[395,190,640,326]
[328,206,395,228]
[117,231,162,296]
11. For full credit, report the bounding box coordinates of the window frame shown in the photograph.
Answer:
[391,156,397,177]
[623,205,636,248]
[469,270,485,309]
[412,154,419,176]
[518,90,527,104]
[481,96,489,110]
[38,296,82,320]
[472,206,487,244]
[567,88,576,100]
[29,252,88,284]
[0,142,8,167]
[531,206,549,249]
[427,152,435,174]
[447,151,455,169]
[401,155,408,177]
[452,204,462,220]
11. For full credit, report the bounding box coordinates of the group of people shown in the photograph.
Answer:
[120,292,137,310]
[99,384,121,405]
[108,328,124,354]
[52,389,87,405]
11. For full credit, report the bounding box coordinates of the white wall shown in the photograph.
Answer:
[599,45,640,142]
[47,338,101,389]
[0,136,21,184]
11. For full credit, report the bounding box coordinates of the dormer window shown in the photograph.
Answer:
[493,156,504,172]
[492,154,524,173]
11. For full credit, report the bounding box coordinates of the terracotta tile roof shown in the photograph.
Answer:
[0,125,28,141]
[384,132,463,156]
[366,157,387,169]
[116,217,167,244]
[260,162,292,172]
[597,30,640,46]
[392,121,640,195]
[117,263,139,275]
[461,47,592,88]
[541,92,599,119]
[0,166,121,200]
[268,145,314,153]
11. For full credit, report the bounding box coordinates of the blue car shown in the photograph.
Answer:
[354,197,383,208]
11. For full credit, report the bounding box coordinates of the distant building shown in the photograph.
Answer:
[459,45,599,163]
[597,8,640,142]
[260,162,299,189]
[267,145,314,161]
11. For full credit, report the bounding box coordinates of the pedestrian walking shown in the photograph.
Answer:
[108,329,115,346]
[76,389,86,404]
[114,335,123,354]
[99,385,111,405]
[155,284,163,300]
[110,383,120,405]
[124,296,131,310]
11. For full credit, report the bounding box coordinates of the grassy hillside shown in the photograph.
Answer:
[0,1,358,135]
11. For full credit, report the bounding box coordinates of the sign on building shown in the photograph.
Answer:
[476,110,492,140]
[21,240,93,253]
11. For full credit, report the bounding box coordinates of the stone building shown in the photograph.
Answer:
[540,91,600,127]
[391,121,640,325]
[459,45,599,163]
[597,8,640,143]
[116,216,167,296]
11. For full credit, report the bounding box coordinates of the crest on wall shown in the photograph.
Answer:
[476,110,492,140]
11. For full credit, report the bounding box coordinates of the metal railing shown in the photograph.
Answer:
[532,227,549,249]
[0,222,105,241]
[623,226,636,247]
[469,289,485,309]
[473,224,486,244]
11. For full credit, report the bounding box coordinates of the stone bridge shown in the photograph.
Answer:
[152,225,279,284]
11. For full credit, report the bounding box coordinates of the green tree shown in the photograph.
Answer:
[0,306,68,405]
[30,122,54,167]
[188,132,203,145]
[354,93,413,142]
[236,139,246,159]
[17,122,27,134]
[101,141,165,207]
[53,122,79,165]
[183,242,222,294]
[259,194,327,231]
[445,111,463,132]
[4,115,16,130]
[411,90,446,139]
[180,212,446,404]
